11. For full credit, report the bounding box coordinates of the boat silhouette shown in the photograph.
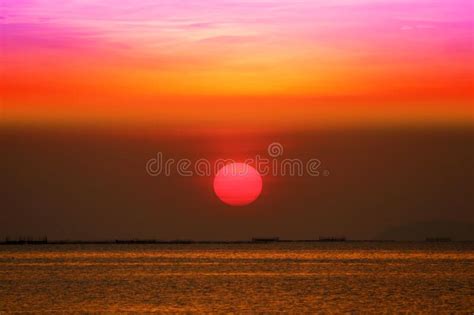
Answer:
[251,237,280,243]
[318,236,346,242]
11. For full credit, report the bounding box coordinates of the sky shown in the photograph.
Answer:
[1,0,473,240]
[1,0,473,128]
[2,127,473,240]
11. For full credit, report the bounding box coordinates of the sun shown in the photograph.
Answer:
[213,163,263,206]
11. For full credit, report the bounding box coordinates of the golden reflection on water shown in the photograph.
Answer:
[1,243,473,312]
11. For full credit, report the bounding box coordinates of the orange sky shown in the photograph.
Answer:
[1,0,473,129]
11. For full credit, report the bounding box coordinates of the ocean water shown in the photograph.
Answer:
[0,242,472,312]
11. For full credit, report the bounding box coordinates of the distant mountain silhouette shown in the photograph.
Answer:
[376,221,474,241]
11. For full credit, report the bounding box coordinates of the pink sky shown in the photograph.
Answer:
[1,0,473,127]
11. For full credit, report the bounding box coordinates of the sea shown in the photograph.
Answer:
[0,242,472,313]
